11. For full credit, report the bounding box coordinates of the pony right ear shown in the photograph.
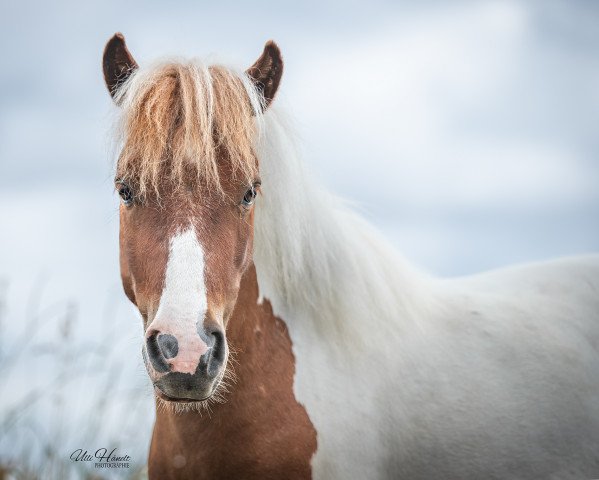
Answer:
[103,33,138,102]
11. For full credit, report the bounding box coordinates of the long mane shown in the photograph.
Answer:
[114,60,263,197]
[253,111,431,344]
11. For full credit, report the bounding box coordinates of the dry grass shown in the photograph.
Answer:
[0,278,153,479]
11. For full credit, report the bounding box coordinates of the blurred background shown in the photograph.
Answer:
[1,0,598,477]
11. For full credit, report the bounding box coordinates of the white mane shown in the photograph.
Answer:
[253,109,432,346]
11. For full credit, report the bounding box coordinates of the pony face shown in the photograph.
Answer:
[103,34,282,405]
[116,174,258,403]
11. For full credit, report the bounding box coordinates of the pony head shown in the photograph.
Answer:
[102,33,283,405]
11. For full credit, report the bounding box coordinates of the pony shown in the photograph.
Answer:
[102,33,599,479]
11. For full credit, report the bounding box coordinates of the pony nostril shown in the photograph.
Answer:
[157,334,179,359]
[146,333,170,373]
[197,324,226,377]
[211,331,226,364]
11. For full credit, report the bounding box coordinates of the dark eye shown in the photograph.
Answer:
[241,185,258,208]
[116,182,134,206]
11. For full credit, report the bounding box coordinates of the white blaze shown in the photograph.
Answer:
[158,227,207,320]
[149,227,208,374]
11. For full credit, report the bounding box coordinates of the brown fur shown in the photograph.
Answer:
[118,175,318,479]
[103,33,138,99]
[246,41,284,110]
[149,266,317,479]
[117,167,255,331]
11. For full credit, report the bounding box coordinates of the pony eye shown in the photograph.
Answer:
[116,182,134,206]
[241,186,257,207]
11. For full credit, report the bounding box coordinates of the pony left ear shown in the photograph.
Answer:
[246,41,284,111]
[103,33,138,102]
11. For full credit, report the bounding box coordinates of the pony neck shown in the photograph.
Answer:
[253,110,429,345]
[148,264,317,478]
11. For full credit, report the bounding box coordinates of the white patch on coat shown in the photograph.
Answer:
[253,109,599,479]
[148,227,208,374]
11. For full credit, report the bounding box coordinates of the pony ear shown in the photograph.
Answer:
[246,41,283,111]
[103,33,138,102]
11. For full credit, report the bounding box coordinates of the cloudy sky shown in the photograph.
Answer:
[1,0,598,463]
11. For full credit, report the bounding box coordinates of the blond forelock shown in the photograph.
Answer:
[114,60,263,198]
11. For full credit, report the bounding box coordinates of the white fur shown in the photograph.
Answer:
[253,110,599,479]
[149,227,208,372]
[157,228,207,320]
